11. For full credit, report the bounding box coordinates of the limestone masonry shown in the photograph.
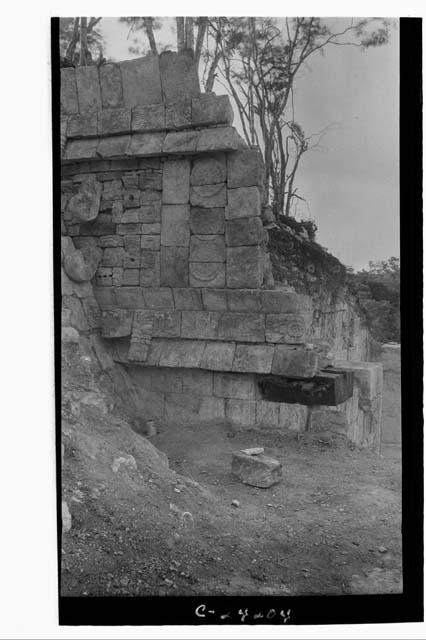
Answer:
[61,51,383,448]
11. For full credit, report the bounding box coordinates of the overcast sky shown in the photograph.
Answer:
[100,17,399,270]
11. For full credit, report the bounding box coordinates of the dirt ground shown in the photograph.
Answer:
[62,388,402,597]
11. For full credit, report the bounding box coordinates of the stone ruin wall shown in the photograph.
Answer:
[60,51,383,448]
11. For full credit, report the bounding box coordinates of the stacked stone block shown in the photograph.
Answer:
[60,52,382,444]
[124,364,309,430]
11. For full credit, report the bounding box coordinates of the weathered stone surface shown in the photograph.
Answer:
[121,56,162,108]
[123,235,141,259]
[64,247,102,282]
[142,287,174,309]
[191,154,227,186]
[81,296,102,329]
[103,179,123,200]
[189,208,225,235]
[189,262,225,288]
[128,332,151,361]
[196,127,245,152]
[199,397,226,422]
[190,183,226,208]
[201,288,227,311]
[75,66,102,113]
[114,287,145,309]
[226,186,261,220]
[127,132,165,156]
[93,286,116,308]
[260,290,312,314]
[161,205,190,247]
[101,309,133,337]
[190,235,225,262]
[143,339,163,366]
[142,222,161,234]
[232,451,282,488]
[158,339,206,368]
[61,68,79,114]
[271,346,318,378]
[309,406,348,435]
[226,399,257,427]
[101,246,125,268]
[265,314,309,344]
[99,63,124,108]
[134,310,181,338]
[217,312,265,343]
[121,208,145,224]
[97,135,131,158]
[225,216,263,246]
[122,269,140,286]
[201,342,236,372]
[379,344,401,451]
[227,290,261,312]
[62,296,89,331]
[66,176,102,222]
[95,267,123,287]
[160,247,189,287]
[159,51,200,102]
[165,98,191,129]
[164,392,201,421]
[141,235,161,250]
[98,108,131,135]
[173,288,203,310]
[139,171,162,191]
[140,250,160,271]
[226,246,263,289]
[67,113,98,138]
[232,344,274,374]
[214,372,256,399]
[181,311,219,340]
[227,149,264,188]
[192,94,234,127]
[117,223,142,235]
[132,103,165,131]
[111,201,123,223]
[162,130,198,154]
[162,159,191,204]
[256,401,279,428]
[181,369,213,395]
[139,190,161,205]
[64,138,99,162]
[140,262,161,287]
[334,360,383,401]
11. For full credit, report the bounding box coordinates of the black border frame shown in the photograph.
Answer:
[53,16,423,626]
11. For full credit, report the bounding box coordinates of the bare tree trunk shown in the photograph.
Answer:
[144,17,158,54]
[205,44,220,92]
[176,17,185,52]
[65,17,80,63]
[185,17,194,51]
[194,17,207,65]
[79,17,88,65]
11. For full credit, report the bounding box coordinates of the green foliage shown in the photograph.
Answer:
[347,257,400,343]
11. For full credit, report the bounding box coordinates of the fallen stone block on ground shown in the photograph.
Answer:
[232,451,282,488]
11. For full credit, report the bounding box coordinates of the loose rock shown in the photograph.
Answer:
[232,451,282,488]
